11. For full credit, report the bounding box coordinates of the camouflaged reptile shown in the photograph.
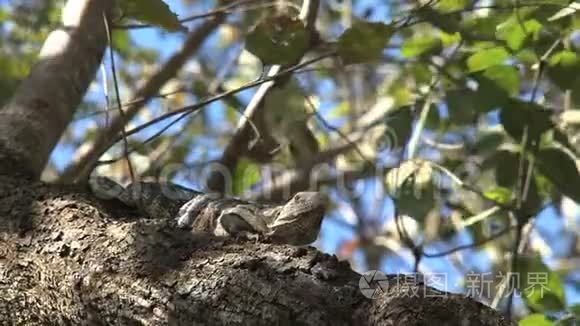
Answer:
[89,177,326,245]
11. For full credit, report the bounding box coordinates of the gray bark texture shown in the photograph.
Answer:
[0,175,515,325]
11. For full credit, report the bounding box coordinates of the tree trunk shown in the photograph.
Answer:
[0,0,113,178]
[0,175,515,325]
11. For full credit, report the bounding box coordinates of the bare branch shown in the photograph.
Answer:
[206,0,321,192]
[57,14,226,183]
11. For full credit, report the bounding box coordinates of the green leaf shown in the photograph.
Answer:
[440,31,462,46]
[519,314,554,326]
[484,187,513,204]
[489,150,543,214]
[462,15,505,39]
[419,6,462,34]
[547,51,580,92]
[337,21,394,65]
[446,89,478,124]
[437,0,470,13]
[499,101,553,141]
[389,82,413,106]
[466,72,513,112]
[570,304,580,317]
[553,128,577,155]
[0,8,8,22]
[549,50,580,67]
[120,0,184,32]
[385,106,414,146]
[409,63,434,86]
[233,158,261,195]
[476,130,505,154]
[401,35,442,58]
[264,81,310,129]
[425,103,441,129]
[517,255,566,312]
[482,65,520,96]
[496,18,542,51]
[467,47,510,72]
[385,160,435,222]
[517,48,540,65]
[536,147,580,202]
[494,149,520,188]
[111,30,132,59]
[523,176,544,215]
[245,15,310,66]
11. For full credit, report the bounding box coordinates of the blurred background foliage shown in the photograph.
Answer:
[1,0,579,324]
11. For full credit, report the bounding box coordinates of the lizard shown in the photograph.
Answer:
[89,177,326,246]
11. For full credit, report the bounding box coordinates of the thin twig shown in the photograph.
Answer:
[422,225,515,258]
[111,53,334,144]
[103,12,135,183]
[505,37,560,317]
[205,0,322,192]
[303,87,376,166]
[58,14,227,183]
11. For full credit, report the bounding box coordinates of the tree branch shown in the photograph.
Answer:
[57,13,226,183]
[0,175,515,325]
[0,0,114,179]
[206,0,321,192]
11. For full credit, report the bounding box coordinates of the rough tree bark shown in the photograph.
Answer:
[0,0,516,324]
[0,176,515,325]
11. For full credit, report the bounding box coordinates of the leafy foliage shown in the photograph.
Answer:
[402,34,442,58]
[245,14,310,66]
[337,21,394,64]
[386,160,435,222]
[467,46,510,72]
[516,255,566,312]
[536,147,580,202]
[519,314,554,326]
[119,0,184,31]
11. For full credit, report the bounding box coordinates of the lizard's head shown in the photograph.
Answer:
[268,191,327,246]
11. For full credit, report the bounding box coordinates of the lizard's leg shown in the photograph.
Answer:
[176,193,220,228]
[215,206,269,241]
[215,213,258,242]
